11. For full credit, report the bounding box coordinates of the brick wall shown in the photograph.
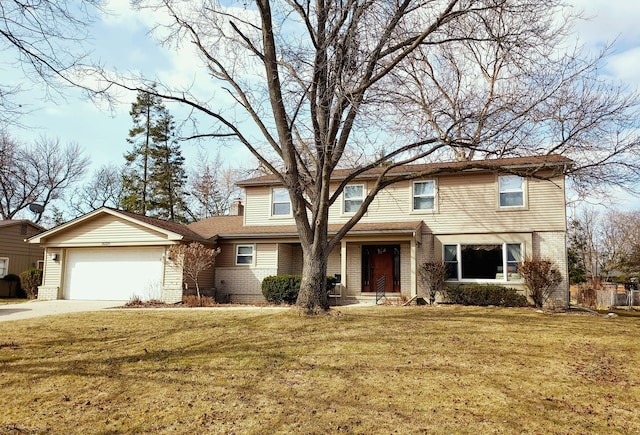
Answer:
[532,231,569,308]
[37,286,59,300]
[215,267,276,304]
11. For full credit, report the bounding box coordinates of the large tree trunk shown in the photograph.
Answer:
[296,241,330,312]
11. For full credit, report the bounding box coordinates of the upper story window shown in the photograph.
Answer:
[413,180,435,211]
[272,188,291,216]
[0,258,8,278]
[499,175,524,208]
[344,184,364,213]
[235,245,254,266]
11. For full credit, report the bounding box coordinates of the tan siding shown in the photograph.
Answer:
[243,172,566,233]
[42,248,63,289]
[244,186,293,226]
[345,243,362,297]
[0,225,44,275]
[163,251,183,290]
[256,243,277,268]
[44,214,170,246]
[277,244,293,274]
[216,243,235,267]
[327,246,341,276]
[291,245,303,274]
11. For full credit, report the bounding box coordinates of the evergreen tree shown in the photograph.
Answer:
[122,88,188,221]
[122,88,162,215]
[149,108,188,222]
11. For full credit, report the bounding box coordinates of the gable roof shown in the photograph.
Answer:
[238,154,573,186]
[0,219,45,231]
[28,207,207,244]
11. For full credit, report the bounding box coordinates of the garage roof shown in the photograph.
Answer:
[28,207,208,244]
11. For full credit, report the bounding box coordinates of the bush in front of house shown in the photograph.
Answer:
[262,275,340,305]
[19,269,43,299]
[444,284,528,307]
[519,257,563,308]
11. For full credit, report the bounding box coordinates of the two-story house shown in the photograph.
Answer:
[29,155,572,307]
[190,154,573,307]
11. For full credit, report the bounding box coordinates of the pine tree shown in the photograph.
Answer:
[122,88,188,221]
[122,89,160,215]
[148,108,188,222]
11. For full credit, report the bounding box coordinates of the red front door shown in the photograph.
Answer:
[362,245,400,293]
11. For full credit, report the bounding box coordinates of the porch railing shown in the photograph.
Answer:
[376,274,386,305]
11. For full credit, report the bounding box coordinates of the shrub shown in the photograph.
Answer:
[519,257,562,308]
[575,283,596,308]
[419,261,447,304]
[183,295,216,307]
[19,269,43,299]
[1,274,23,298]
[262,275,340,305]
[444,284,528,307]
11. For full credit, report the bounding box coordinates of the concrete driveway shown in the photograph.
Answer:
[0,300,126,322]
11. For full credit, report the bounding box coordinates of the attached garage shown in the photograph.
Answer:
[63,247,165,300]
[28,207,214,303]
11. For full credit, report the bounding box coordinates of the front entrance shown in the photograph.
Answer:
[362,245,401,293]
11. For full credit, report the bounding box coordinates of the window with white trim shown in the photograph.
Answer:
[272,188,291,216]
[343,184,364,213]
[444,243,523,281]
[235,245,254,265]
[0,257,8,278]
[499,175,524,207]
[413,180,435,211]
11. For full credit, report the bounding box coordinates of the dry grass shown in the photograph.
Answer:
[0,298,27,305]
[1,306,639,434]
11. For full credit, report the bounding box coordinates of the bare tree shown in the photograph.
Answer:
[0,132,89,223]
[187,151,244,219]
[599,209,640,278]
[166,242,221,302]
[99,1,640,312]
[68,164,126,217]
[0,0,102,125]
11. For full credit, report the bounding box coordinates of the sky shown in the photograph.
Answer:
[4,0,640,212]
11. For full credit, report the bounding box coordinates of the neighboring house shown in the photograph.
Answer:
[0,220,45,297]
[29,155,573,307]
[28,208,214,302]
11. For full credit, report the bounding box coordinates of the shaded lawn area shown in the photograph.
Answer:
[1,306,639,434]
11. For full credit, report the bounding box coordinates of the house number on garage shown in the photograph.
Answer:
[101,242,111,246]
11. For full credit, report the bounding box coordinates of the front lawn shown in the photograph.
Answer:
[1,306,639,434]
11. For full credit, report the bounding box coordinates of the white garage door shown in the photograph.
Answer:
[64,247,164,300]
